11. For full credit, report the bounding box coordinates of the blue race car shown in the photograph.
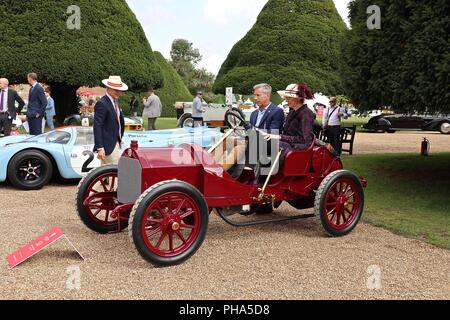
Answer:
[0,126,223,190]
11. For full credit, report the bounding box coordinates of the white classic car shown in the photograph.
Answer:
[176,101,256,128]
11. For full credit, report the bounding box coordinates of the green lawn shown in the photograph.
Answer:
[342,153,450,249]
[145,117,179,130]
[342,117,370,131]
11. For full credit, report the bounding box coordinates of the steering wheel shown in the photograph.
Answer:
[224,109,249,138]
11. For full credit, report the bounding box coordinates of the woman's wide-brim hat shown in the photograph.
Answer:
[102,76,128,91]
[277,83,314,100]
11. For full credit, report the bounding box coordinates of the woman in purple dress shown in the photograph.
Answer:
[263,83,315,153]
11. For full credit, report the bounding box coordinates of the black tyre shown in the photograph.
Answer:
[76,165,126,234]
[386,129,396,133]
[129,180,209,267]
[439,121,450,134]
[178,114,193,128]
[8,150,53,190]
[314,170,364,237]
[68,119,79,126]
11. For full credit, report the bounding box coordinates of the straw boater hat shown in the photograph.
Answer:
[277,83,314,100]
[102,76,128,91]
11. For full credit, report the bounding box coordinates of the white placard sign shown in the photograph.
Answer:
[226,87,234,107]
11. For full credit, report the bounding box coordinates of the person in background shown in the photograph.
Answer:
[130,95,139,117]
[0,78,25,136]
[44,88,56,130]
[26,73,47,135]
[322,96,348,155]
[87,96,95,114]
[192,91,205,127]
[142,87,162,130]
[175,102,185,120]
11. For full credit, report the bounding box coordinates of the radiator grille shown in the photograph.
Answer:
[118,157,142,204]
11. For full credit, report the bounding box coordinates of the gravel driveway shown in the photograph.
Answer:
[353,131,449,154]
[1,183,449,300]
[0,131,449,300]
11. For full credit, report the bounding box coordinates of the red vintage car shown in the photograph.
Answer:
[76,112,367,266]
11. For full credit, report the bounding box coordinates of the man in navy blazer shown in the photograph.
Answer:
[26,73,47,135]
[94,76,127,165]
[250,83,285,134]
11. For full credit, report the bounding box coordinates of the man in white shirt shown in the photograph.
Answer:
[322,97,348,155]
[192,91,205,127]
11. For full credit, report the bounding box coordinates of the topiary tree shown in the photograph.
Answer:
[214,0,347,95]
[341,0,450,114]
[0,0,163,121]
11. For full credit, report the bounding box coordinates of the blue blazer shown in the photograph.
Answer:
[27,84,47,118]
[93,95,125,155]
[250,103,285,133]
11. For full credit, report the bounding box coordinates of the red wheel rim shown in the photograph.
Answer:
[323,178,361,231]
[83,173,119,226]
[140,192,201,257]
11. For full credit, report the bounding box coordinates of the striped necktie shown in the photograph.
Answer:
[114,99,121,137]
[0,90,5,112]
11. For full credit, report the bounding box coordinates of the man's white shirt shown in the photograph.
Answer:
[323,106,348,126]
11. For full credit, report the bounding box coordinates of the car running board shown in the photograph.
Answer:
[215,208,315,227]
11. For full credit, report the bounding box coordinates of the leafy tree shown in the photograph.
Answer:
[190,68,216,93]
[169,39,215,95]
[0,0,163,121]
[341,0,450,114]
[214,0,347,95]
[170,39,202,82]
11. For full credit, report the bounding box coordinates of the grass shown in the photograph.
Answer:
[144,117,179,130]
[144,116,372,132]
[342,153,450,249]
[341,117,370,131]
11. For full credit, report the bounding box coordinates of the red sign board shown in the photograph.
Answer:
[7,227,65,268]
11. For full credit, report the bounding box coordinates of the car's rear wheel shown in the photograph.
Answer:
[76,165,126,234]
[314,170,364,237]
[178,114,194,128]
[68,119,79,126]
[439,121,450,134]
[129,180,209,266]
[8,150,53,190]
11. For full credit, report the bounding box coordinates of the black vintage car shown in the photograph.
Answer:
[362,114,450,134]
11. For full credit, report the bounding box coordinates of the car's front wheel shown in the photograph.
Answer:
[8,150,53,190]
[439,121,450,134]
[129,180,209,266]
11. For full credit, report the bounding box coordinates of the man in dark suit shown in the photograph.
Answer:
[247,84,285,176]
[250,83,285,133]
[26,73,47,135]
[94,76,128,165]
[0,78,25,136]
